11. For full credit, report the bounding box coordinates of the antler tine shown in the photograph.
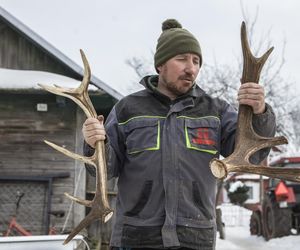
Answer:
[77,49,97,118]
[64,192,93,207]
[63,212,96,245]
[245,136,288,161]
[39,50,113,245]
[63,179,113,245]
[79,49,91,91]
[241,21,274,83]
[44,140,96,166]
[38,50,96,119]
[210,22,300,183]
[63,197,113,245]
[211,159,300,183]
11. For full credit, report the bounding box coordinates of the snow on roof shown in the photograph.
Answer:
[0,68,98,91]
[0,6,123,100]
[235,174,268,180]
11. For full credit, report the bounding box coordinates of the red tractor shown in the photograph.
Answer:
[249,157,300,240]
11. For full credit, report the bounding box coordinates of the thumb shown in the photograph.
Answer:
[97,115,104,125]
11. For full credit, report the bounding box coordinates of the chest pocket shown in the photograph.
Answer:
[123,119,160,154]
[184,117,220,155]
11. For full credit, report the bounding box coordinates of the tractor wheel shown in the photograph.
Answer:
[262,195,292,240]
[250,211,262,236]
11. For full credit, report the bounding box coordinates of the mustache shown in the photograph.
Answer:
[178,74,194,82]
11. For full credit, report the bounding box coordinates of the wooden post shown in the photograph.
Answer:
[73,107,86,234]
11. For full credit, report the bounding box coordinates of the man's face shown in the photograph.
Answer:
[157,53,201,99]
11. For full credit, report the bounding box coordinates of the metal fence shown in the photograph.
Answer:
[0,181,47,236]
[220,203,252,227]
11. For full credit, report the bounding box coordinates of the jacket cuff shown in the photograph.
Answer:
[83,139,111,177]
[252,103,275,126]
[83,141,96,177]
[83,141,95,157]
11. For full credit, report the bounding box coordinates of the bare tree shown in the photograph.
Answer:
[125,55,154,93]
[126,8,299,155]
[202,4,298,155]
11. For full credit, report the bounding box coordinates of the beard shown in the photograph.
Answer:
[161,74,195,97]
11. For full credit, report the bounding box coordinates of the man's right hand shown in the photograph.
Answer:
[82,115,106,148]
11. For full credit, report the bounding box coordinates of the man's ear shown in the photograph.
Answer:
[157,65,162,73]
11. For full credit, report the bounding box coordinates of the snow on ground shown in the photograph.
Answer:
[216,204,300,250]
[216,226,300,250]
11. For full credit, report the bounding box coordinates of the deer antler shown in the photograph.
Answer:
[38,50,113,244]
[209,22,300,183]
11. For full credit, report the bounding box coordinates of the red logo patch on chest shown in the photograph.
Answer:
[192,128,216,146]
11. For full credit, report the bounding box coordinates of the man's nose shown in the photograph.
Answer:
[184,60,196,75]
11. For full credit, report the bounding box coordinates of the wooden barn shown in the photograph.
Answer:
[0,6,121,247]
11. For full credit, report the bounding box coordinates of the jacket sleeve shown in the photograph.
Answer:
[220,102,238,158]
[83,106,125,179]
[250,103,276,163]
[83,140,97,177]
[220,102,276,163]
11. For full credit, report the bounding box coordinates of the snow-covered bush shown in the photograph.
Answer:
[226,181,250,205]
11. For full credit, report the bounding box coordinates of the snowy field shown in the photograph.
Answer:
[216,226,300,250]
[216,204,300,250]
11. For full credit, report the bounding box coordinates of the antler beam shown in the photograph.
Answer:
[209,22,300,183]
[38,50,113,244]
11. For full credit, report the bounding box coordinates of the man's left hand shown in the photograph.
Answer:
[237,82,265,114]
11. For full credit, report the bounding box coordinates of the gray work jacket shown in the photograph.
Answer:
[84,75,276,250]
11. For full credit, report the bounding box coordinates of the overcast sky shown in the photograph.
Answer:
[0,0,299,96]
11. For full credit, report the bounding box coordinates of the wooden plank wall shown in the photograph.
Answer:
[0,92,76,233]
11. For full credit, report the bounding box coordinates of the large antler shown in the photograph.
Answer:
[209,22,300,183]
[38,50,113,244]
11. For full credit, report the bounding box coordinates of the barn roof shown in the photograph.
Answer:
[0,6,123,100]
[0,68,99,92]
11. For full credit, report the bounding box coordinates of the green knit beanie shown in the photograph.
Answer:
[154,19,202,71]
